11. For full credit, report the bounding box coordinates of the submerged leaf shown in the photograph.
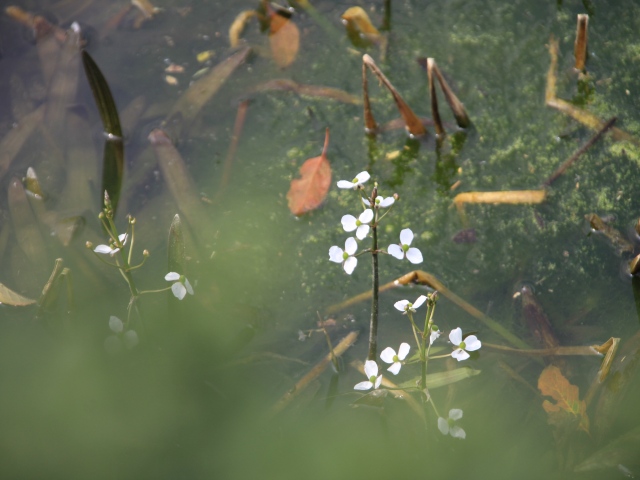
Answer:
[269,11,299,68]
[82,50,124,214]
[538,365,589,433]
[229,10,256,47]
[0,283,36,306]
[249,79,360,104]
[287,128,332,216]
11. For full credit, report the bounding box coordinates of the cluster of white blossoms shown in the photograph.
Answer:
[329,171,423,275]
[353,294,481,439]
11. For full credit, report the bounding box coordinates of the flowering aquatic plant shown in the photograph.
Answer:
[449,327,482,361]
[329,171,481,438]
[388,228,423,264]
[165,272,194,300]
[329,237,359,274]
[380,343,410,375]
[438,409,466,439]
[354,360,383,390]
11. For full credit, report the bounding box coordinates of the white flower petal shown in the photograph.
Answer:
[363,360,378,378]
[355,224,370,240]
[337,180,355,189]
[380,347,396,364]
[184,278,194,295]
[94,244,113,254]
[430,330,441,345]
[449,327,463,346]
[374,375,382,389]
[355,171,370,184]
[437,417,449,435]
[359,209,374,223]
[399,228,414,245]
[344,237,358,255]
[394,300,409,311]
[450,426,466,439]
[343,256,357,274]
[118,233,128,245]
[413,295,427,309]
[354,381,373,390]
[406,248,423,264]
[171,282,187,300]
[109,316,124,333]
[465,336,482,352]
[387,244,404,260]
[397,342,410,360]
[379,197,394,207]
[449,409,463,421]
[123,330,139,349]
[451,348,470,361]
[329,246,344,263]
[387,362,401,375]
[165,272,180,281]
[341,215,358,231]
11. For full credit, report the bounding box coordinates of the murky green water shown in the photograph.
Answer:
[1,0,640,478]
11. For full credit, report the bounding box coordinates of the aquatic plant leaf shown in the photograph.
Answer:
[164,46,250,136]
[341,7,380,36]
[168,214,186,277]
[229,10,256,47]
[82,50,124,214]
[0,283,36,306]
[8,176,48,274]
[363,54,426,137]
[269,11,299,68]
[287,128,332,216]
[538,365,589,433]
[574,424,640,473]
[249,79,361,104]
[399,367,481,390]
[0,105,44,184]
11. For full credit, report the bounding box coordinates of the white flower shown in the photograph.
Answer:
[380,343,410,375]
[393,295,427,314]
[364,195,395,208]
[429,325,441,345]
[329,237,358,274]
[388,228,423,264]
[108,315,124,333]
[438,409,466,439]
[354,360,383,390]
[94,233,127,256]
[341,209,374,240]
[165,272,194,300]
[449,327,481,361]
[337,171,370,189]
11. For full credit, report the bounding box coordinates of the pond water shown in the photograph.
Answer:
[1,0,640,478]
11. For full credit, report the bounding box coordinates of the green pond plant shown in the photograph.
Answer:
[329,171,482,438]
[86,192,194,352]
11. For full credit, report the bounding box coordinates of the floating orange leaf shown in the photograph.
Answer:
[538,365,589,433]
[287,128,332,216]
[269,11,299,68]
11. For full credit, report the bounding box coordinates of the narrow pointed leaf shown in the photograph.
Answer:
[363,54,426,137]
[82,50,124,214]
[168,214,186,276]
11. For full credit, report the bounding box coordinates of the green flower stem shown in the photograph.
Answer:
[420,294,437,390]
[138,286,173,295]
[367,219,379,361]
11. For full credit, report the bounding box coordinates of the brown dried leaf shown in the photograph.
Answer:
[287,129,332,216]
[538,365,589,433]
[269,12,299,68]
[229,10,256,48]
[0,283,36,306]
